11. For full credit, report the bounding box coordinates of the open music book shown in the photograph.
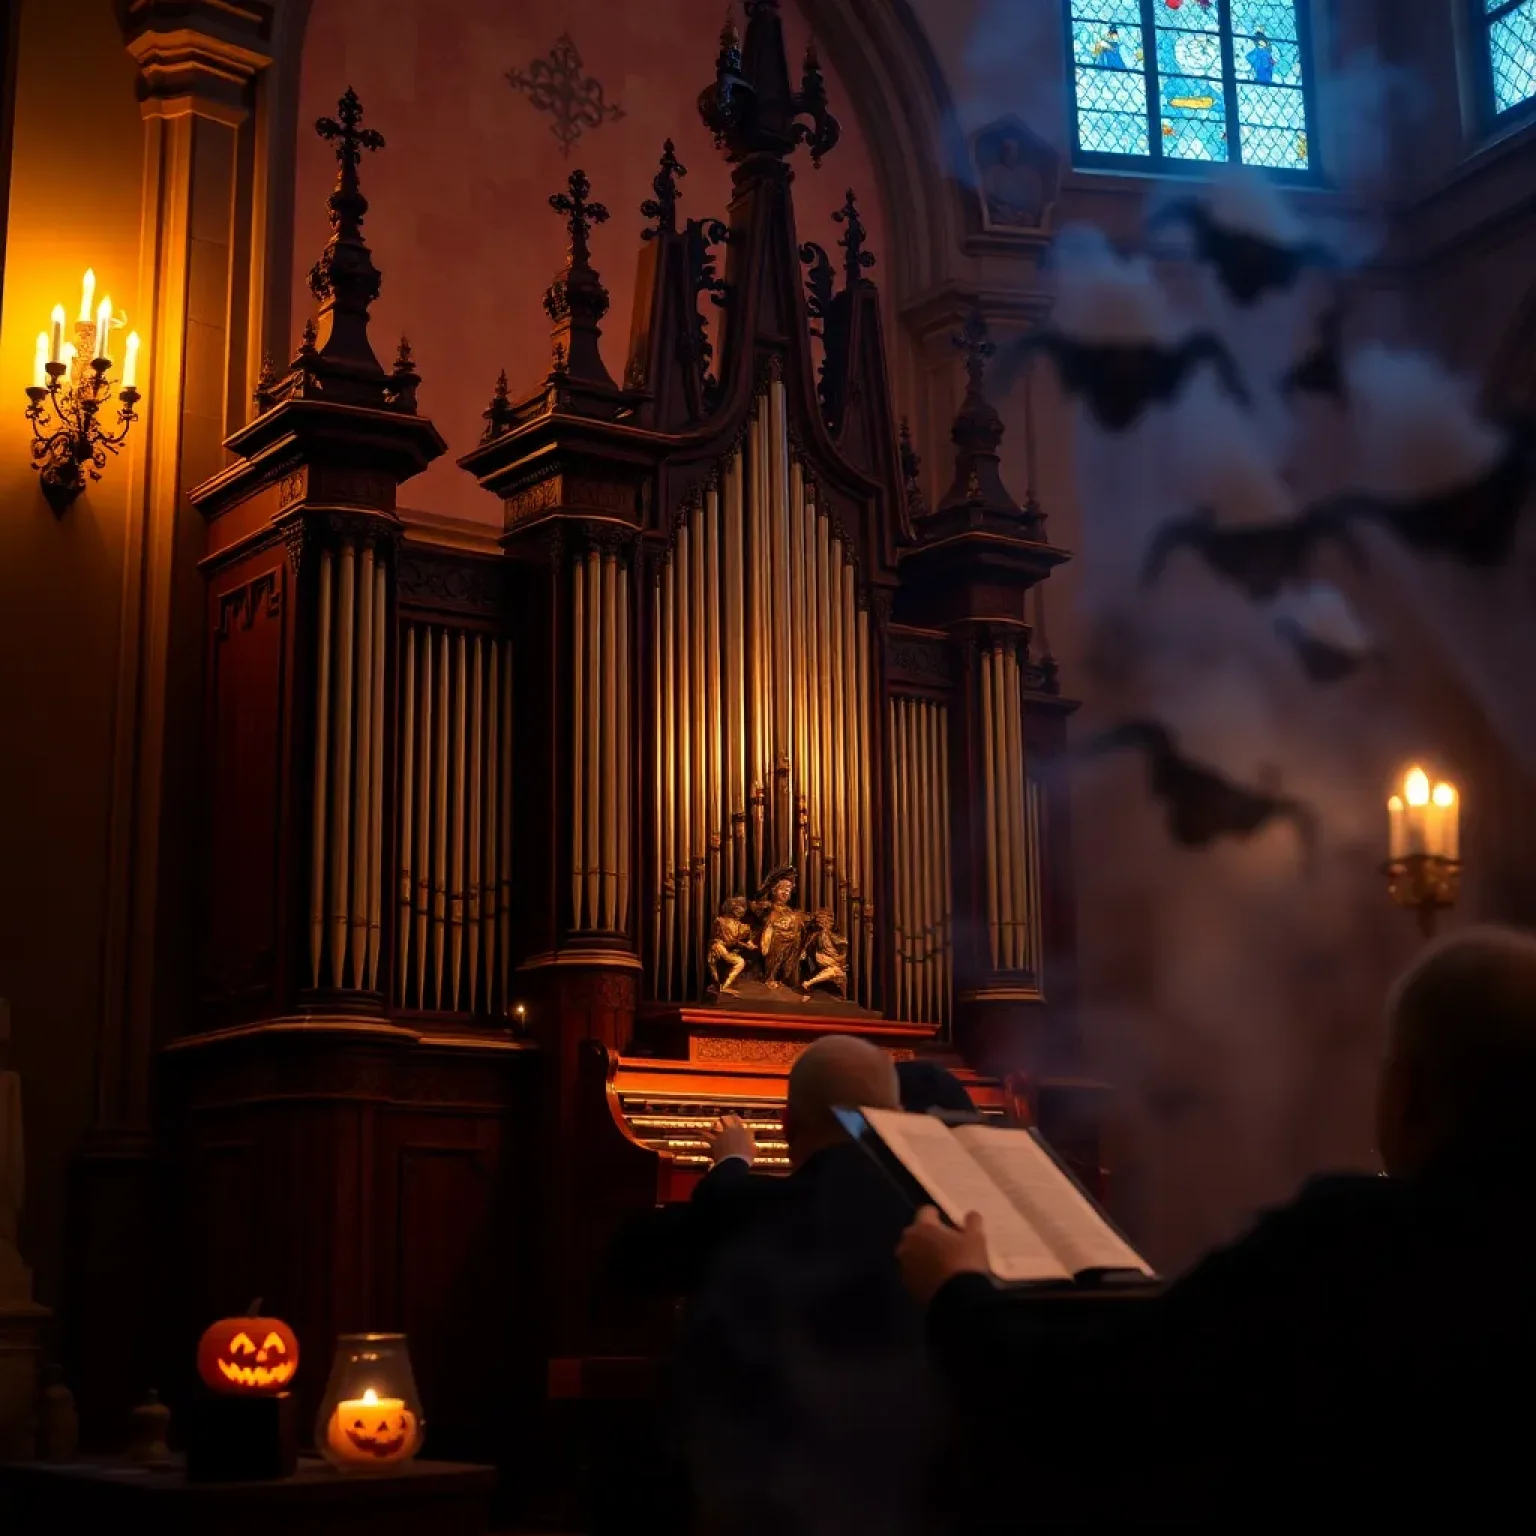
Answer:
[840,1106,1156,1286]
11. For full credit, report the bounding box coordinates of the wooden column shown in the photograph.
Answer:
[69,0,272,1441]
[894,311,1071,1079]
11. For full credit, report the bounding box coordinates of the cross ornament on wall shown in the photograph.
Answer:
[507,34,625,156]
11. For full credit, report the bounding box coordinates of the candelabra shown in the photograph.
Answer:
[23,268,142,514]
[1383,765,1460,939]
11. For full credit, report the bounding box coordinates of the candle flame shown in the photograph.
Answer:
[1404,767,1430,807]
[50,303,66,328]
[1432,783,1455,808]
[361,1388,379,1406]
[1388,795,1404,812]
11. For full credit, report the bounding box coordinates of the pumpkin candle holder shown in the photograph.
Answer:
[316,1334,424,1473]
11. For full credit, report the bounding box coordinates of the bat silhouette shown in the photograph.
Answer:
[1271,581,1376,685]
[1141,505,1367,602]
[1082,720,1318,857]
[1282,302,1346,401]
[1273,613,1368,684]
[1149,199,1339,307]
[989,330,1250,433]
[1304,422,1536,569]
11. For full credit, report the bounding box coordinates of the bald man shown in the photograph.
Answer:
[900,927,1536,1524]
[680,1036,940,1536]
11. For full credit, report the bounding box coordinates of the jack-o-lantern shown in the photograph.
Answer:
[197,1302,299,1395]
[325,1388,420,1466]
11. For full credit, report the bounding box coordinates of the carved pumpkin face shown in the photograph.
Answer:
[197,1315,300,1395]
[325,1390,420,1465]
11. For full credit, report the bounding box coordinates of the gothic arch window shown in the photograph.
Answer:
[1065,1,1316,177]
[1474,2,1536,127]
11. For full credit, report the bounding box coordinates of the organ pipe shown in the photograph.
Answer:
[585,548,602,932]
[329,542,356,988]
[350,547,375,989]
[431,629,449,1006]
[414,627,432,1006]
[466,634,484,1006]
[482,640,499,1009]
[617,562,632,938]
[603,550,620,932]
[309,548,334,988]
[572,555,585,933]
[368,560,386,992]
[397,623,415,1003]
[449,630,467,1009]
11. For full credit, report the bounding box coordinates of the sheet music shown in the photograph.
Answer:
[953,1124,1153,1277]
[862,1107,1069,1283]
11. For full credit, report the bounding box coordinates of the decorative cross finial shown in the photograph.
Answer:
[387,335,420,412]
[833,189,875,288]
[315,87,385,179]
[641,140,687,240]
[954,310,996,391]
[302,89,388,392]
[550,169,610,268]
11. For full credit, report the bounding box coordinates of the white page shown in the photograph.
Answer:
[953,1124,1153,1277]
[863,1107,1070,1283]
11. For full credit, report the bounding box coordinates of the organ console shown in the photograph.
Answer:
[170,1,1100,1510]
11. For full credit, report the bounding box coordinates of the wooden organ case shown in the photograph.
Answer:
[168,1,1100,1499]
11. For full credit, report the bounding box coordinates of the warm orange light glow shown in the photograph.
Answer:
[95,296,112,362]
[123,331,140,390]
[1404,767,1430,807]
[1432,782,1455,808]
[32,333,48,389]
[78,268,95,324]
[49,305,65,363]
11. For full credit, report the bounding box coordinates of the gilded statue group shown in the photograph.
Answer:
[707,865,850,1003]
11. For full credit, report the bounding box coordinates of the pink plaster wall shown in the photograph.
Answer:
[294,0,889,525]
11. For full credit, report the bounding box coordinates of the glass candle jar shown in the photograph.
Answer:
[315,1334,425,1472]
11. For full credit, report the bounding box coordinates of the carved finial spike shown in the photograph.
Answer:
[721,5,740,51]
[393,336,414,371]
[954,310,996,391]
[641,139,688,239]
[257,352,277,390]
[302,318,318,349]
[551,342,568,374]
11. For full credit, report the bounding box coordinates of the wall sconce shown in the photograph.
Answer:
[23,268,142,514]
[1383,764,1460,939]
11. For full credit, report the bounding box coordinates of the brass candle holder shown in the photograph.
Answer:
[1381,852,1461,940]
[1384,765,1460,939]
[23,270,143,514]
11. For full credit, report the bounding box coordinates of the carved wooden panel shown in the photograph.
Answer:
[204,563,288,1010]
[886,627,953,693]
[397,549,507,622]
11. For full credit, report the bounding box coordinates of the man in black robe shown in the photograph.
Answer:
[899,927,1536,1524]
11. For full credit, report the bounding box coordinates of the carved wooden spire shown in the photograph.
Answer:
[306,87,388,391]
[698,0,839,165]
[641,140,687,239]
[937,311,1038,530]
[543,169,617,390]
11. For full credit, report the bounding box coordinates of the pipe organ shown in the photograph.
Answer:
[180,14,1096,1493]
[651,381,876,1008]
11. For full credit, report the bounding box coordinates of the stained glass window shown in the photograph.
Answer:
[1066,0,1315,176]
[1477,1,1536,124]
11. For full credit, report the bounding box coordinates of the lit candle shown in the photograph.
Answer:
[32,332,49,389]
[78,267,96,324]
[325,1386,420,1467]
[59,342,77,385]
[95,296,113,362]
[122,331,140,391]
[1432,783,1458,861]
[1387,794,1405,861]
[49,304,65,363]
[1403,767,1429,856]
